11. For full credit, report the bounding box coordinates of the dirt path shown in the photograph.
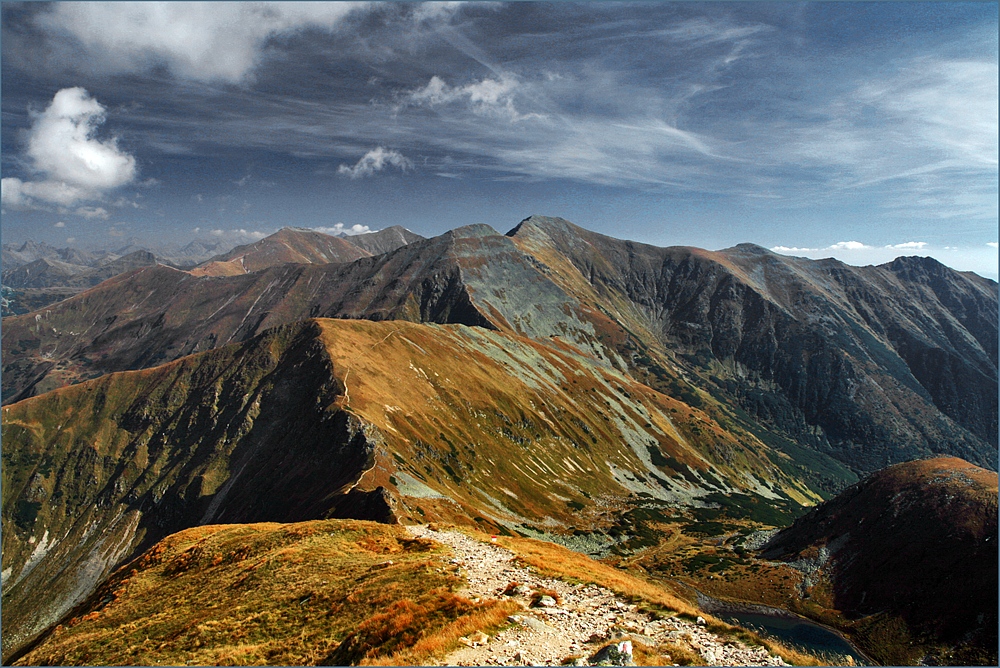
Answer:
[407,525,786,666]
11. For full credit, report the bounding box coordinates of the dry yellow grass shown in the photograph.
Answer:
[492,531,702,618]
[15,519,517,667]
[366,598,520,665]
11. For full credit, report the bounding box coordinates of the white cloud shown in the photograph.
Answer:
[75,206,110,220]
[828,241,870,251]
[36,2,368,84]
[2,177,88,208]
[407,74,540,122]
[209,228,268,241]
[1,88,136,210]
[65,237,76,244]
[54,221,66,228]
[887,241,927,249]
[988,242,999,249]
[337,147,412,179]
[313,223,373,236]
[771,245,818,252]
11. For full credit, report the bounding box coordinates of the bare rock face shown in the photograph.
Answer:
[507,216,997,474]
[590,639,635,665]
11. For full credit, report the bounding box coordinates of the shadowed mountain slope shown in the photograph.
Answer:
[3,217,996,480]
[1,320,382,660]
[761,457,998,666]
[507,216,997,473]
[2,317,820,660]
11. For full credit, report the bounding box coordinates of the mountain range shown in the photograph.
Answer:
[2,216,996,665]
[0,226,423,316]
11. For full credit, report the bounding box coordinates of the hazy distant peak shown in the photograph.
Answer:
[444,223,500,239]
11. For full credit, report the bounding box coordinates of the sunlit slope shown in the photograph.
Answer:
[12,519,517,667]
[190,227,373,276]
[312,318,821,527]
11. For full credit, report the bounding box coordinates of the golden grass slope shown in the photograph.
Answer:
[313,318,821,528]
[13,519,518,666]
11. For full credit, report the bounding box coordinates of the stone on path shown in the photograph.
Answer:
[590,640,634,666]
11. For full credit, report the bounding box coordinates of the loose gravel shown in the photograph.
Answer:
[407,525,786,666]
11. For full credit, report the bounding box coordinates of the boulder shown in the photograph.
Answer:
[590,640,634,666]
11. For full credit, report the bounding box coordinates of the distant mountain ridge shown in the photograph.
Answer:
[1,226,425,314]
[3,217,995,481]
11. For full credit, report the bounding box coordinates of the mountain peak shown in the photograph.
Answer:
[444,223,499,239]
[506,215,578,238]
[727,242,774,255]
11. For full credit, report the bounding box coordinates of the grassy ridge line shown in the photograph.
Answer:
[15,519,519,666]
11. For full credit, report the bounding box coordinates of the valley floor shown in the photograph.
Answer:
[407,525,787,666]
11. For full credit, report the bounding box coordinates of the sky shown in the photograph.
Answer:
[1,1,997,278]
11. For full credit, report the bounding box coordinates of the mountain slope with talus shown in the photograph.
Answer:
[3,217,995,482]
[1,317,818,661]
[506,216,997,475]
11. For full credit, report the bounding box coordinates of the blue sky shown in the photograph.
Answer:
[2,2,997,277]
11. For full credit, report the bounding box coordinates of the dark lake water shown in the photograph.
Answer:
[718,609,869,665]
[683,582,872,665]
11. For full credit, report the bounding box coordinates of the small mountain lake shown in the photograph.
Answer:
[685,584,872,665]
[716,609,868,665]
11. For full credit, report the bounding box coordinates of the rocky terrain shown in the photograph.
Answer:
[408,525,787,666]
[4,218,993,481]
[2,215,996,665]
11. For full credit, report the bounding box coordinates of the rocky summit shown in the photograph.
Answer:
[2,216,996,666]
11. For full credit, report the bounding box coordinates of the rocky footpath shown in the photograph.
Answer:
[407,525,786,666]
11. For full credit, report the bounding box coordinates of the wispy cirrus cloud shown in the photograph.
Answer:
[776,56,998,220]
